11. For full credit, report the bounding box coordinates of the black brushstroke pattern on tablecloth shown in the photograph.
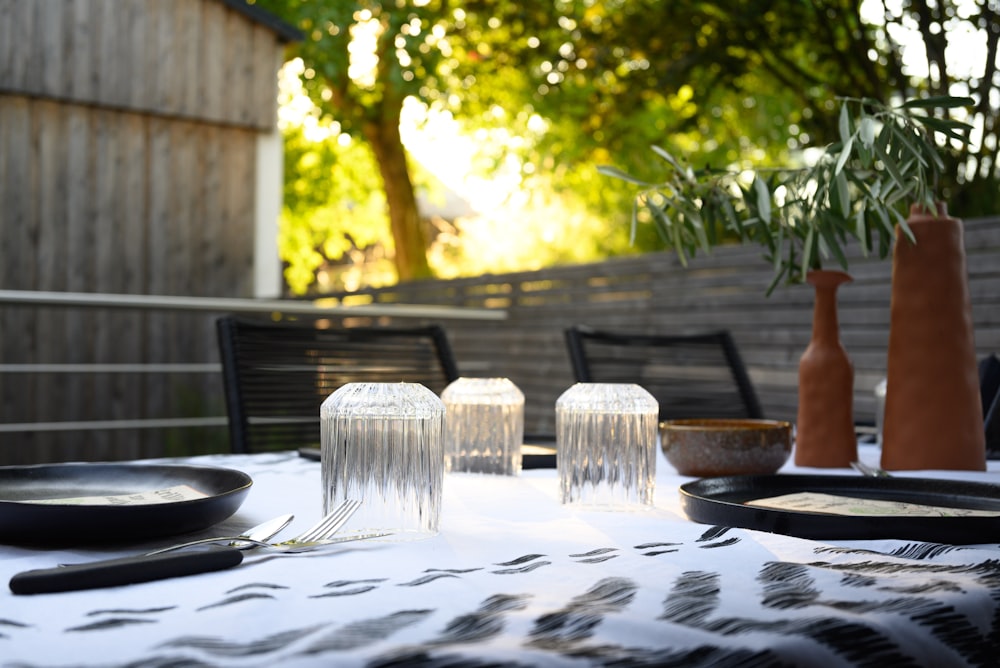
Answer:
[368,651,533,668]
[570,548,619,558]
[399,572,462,586]
[157,623,325,658]
[65,606,175,633]
[226,582,288,593]
[527,577,637,649]
[661,570,924,667]
[86,606,175,616]
[311,577,387,598]
[311,583,381,597]
[698,536,741,549]
[574,554,619,564]
[635,541,682,556]
[424,567,483,574]
[298,610,433,655]
[433,593,532,645]
[696,525,734,542]
[196,591,277,611]
[656,554,1000,666]
[491,554,551,575]
[369,646,792,668]
[10,527,998,667]
[66,618,156,632]
[660,570,720,624]
[494,554,546,566]
[888,542,967,560]
[0,617,29,640]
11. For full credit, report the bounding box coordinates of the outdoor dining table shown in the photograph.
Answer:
[3,446,1000,667]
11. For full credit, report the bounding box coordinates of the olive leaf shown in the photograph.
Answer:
[598,96,973,292]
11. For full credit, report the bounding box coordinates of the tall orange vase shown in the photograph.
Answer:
[880,204,985,470]
[795,270,857,467]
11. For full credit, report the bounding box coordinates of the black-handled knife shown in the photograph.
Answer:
[10,548,244,595]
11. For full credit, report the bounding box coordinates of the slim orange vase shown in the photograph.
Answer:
[880,204,985,471]
[795,270,857,467]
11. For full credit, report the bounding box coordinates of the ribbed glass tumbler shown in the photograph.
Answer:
[321,382,445,539]
[442,377,524,475]
[556,383,658,509]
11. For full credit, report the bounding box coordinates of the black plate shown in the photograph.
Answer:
[680,474,1000,544]
[0,463,252,545]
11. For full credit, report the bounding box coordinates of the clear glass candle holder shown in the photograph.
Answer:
[442,377,524,475]
[556,382,658,509]
[321,382,445,540]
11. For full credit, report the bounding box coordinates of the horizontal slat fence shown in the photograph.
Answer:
[321,216,1000,438]
[2,216,996,463]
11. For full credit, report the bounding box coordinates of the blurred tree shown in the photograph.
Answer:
[254,0,448,282]
[254,0,998,289]
[458,0,998,214]
[278,120,388,294]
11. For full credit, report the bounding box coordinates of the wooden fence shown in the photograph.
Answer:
[1,216,997,464]
[321,216,1000,439]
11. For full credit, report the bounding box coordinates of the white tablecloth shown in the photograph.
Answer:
[3,448,1000,667]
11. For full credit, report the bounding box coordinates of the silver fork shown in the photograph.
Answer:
[145,499,362,555]
[234,513,392,553]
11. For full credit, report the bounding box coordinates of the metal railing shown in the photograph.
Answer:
[0,289,507,319]
[0,289,506,436]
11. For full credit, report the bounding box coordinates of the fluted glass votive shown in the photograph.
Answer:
[556,383,658,509]
[442,377,524,475]
[321,382,445,540]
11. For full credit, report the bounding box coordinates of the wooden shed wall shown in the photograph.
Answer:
[0,0,288,463]
[0,0,284,130]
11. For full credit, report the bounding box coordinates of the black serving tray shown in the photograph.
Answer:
[680,474,1000,544]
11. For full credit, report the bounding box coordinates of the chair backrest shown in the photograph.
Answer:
[216,316,460,453]
[980,354,1000,458]
[564,325,764,421]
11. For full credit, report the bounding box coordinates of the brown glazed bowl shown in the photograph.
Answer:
[660,418,793,476]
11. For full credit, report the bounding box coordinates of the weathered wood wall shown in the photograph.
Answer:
[0,0,285,129]
[0,0,292,463]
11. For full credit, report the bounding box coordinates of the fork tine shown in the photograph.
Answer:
[295,499,361,543]
[304,499,360,541]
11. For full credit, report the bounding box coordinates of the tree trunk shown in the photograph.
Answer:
[364,118,431,282]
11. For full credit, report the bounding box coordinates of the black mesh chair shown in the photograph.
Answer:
[564,325,764,421]
[216,316,460,453]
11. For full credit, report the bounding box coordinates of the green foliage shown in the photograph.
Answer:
[278,124,388,294]
[600,96,975,293]
[251,0,998,293]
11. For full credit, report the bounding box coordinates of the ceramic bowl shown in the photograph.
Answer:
[659,418,792,477]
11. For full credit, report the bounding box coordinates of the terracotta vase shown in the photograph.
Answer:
[880,203,985,471]
[795,270,857,467]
